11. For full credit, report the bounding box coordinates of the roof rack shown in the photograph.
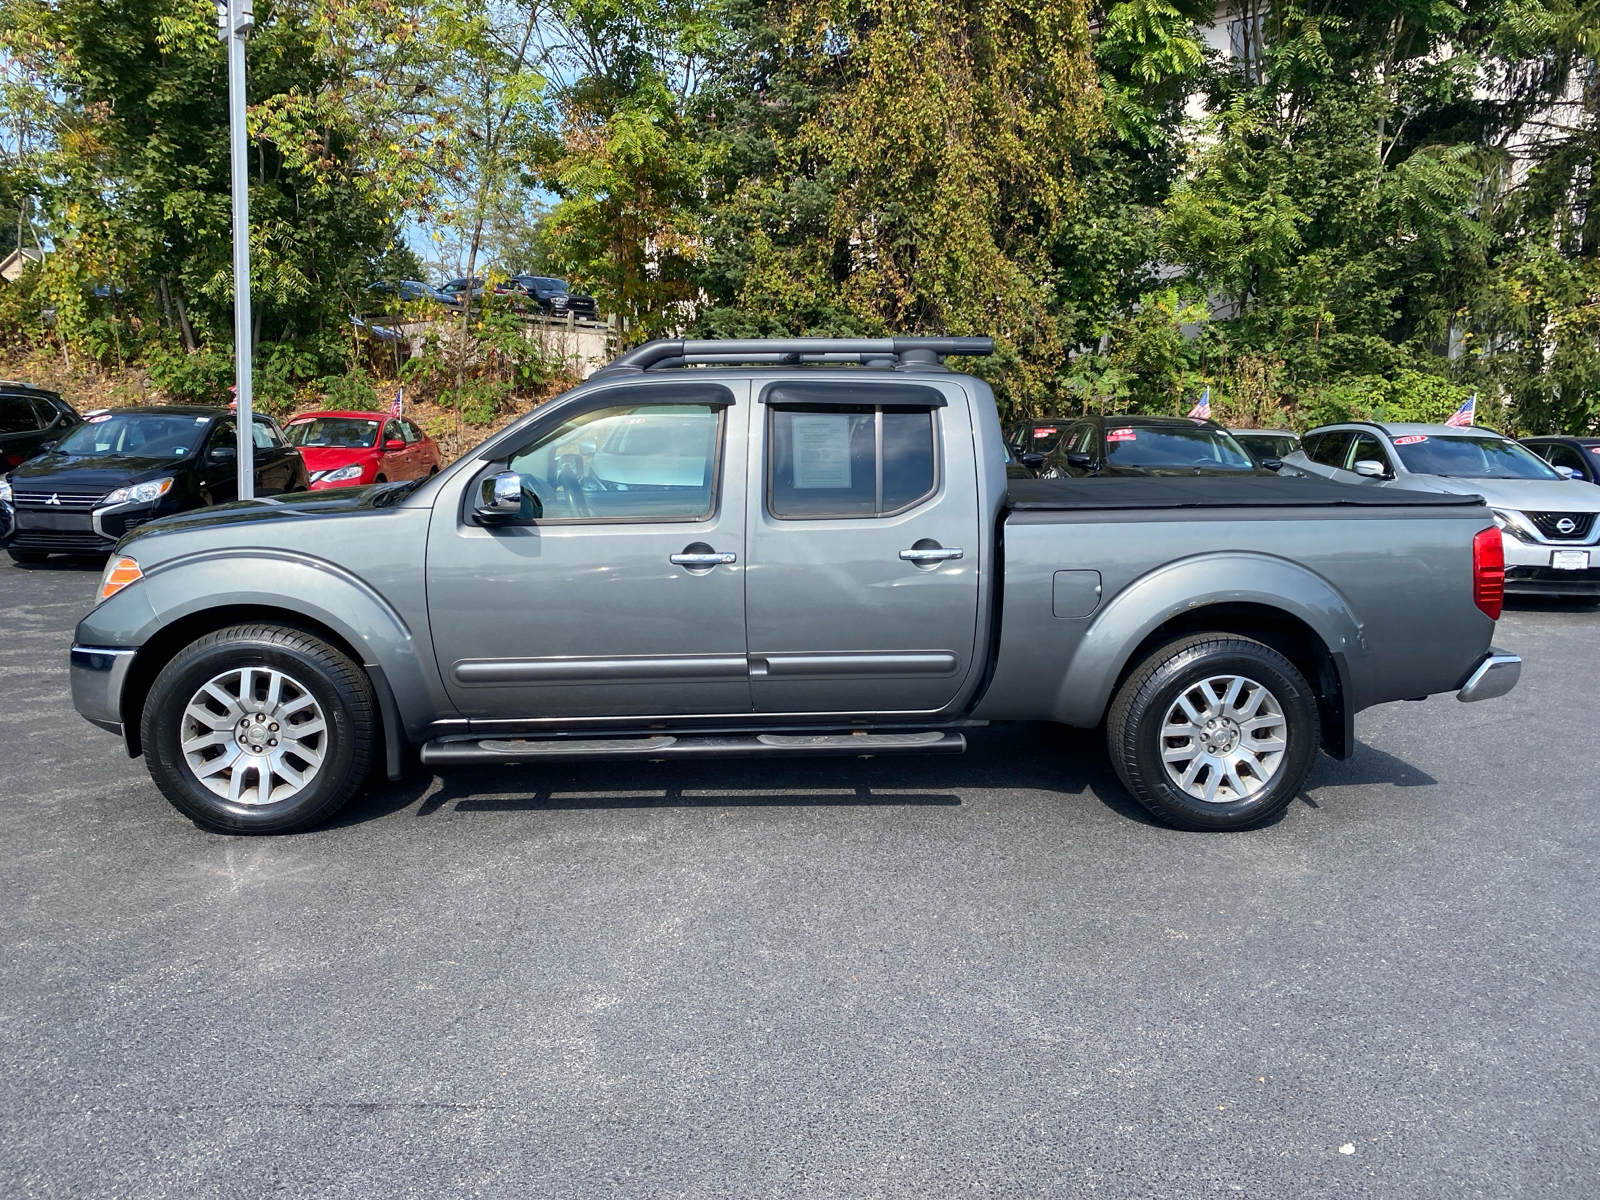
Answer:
[591,336,995,378]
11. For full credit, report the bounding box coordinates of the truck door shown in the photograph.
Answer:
[744,379,982,715]
[427,380,751,719]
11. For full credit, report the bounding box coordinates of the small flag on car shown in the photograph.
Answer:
[1187,387,1211,420]
[391,387,403,417]
[1445,394,1476,427]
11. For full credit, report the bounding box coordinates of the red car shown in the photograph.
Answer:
[283,410,443,489]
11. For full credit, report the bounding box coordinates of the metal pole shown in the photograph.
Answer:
[221,0,255,499]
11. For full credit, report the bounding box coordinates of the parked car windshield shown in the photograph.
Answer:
[1104,424,1255,470]
[522,276,568,292]
[53,413,206,458]
[285,417,381,449]
[1392,435,1560,479]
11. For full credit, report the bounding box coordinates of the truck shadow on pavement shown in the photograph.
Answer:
[331,722,1438,832]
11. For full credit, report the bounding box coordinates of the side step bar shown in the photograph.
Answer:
[419,729,967,766]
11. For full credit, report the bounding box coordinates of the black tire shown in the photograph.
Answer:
[1106,633,1319,832]
[375,474,386,483]
[7,549,48,564]
[141,623,376,834]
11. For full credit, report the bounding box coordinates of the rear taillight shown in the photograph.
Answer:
[1473,526,1504,620]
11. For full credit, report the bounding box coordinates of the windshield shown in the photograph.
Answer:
[53,413,207,458]
[1391,435,1560,479]
[1103,424,1255,470]
[526,276,568,291]
[1235,433,1299,460]
[285,417,380,449]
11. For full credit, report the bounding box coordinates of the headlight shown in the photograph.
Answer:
[102,477,174,506]
[320,464,366,483]
[98,555,143,602]
[1491,508,1541,541]
[0,477,11,504]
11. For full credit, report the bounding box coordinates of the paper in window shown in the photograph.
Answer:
[791,414,853,488]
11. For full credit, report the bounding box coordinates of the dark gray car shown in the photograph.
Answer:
[69,338,1518,837]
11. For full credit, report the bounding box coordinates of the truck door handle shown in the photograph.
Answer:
[899,547,963,562]
[670,551,737,566]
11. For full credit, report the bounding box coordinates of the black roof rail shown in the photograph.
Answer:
[591,336,995,378]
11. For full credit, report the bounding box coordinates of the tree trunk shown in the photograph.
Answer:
[173,288,197,352]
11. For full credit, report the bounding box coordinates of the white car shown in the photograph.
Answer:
[1285,421,1600,597]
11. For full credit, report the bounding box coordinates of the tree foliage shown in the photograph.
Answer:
[0,0,1595,430]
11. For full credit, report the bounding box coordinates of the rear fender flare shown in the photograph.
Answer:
[1053,551,1365,728]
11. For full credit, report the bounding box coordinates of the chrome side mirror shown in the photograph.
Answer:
[1352,459,1387,478]
[475,470,541,523]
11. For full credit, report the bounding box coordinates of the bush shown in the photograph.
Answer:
[319,369,379,411]
[145,344,235,404]
[443,376,512,426]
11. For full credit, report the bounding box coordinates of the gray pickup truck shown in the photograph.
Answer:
[69,337,1521,835]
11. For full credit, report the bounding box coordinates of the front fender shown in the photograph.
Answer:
[74,547,448,739]
[1051,551,1365,727]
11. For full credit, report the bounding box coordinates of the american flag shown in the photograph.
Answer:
[1187,387,1211,420]
[1444,394,1476,428]
[390,387,403,418]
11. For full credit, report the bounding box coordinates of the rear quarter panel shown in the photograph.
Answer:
[976,506,1495,727]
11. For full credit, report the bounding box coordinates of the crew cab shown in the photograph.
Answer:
[69,338,1520,836]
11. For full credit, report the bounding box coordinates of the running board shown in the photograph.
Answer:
[419,729,966,765]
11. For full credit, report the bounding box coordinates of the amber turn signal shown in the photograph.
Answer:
[99,556,143,602]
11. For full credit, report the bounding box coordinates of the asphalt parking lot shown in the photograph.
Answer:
[2,560,1596,1199]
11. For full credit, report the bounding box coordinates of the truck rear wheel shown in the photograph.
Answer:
[141,624,376,834]
[1106,634,1318,831]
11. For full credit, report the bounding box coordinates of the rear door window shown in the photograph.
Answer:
[0,394,41,434]
[1543,443,1588,474]
[766,383,940,518]
[1307,431,1355,467]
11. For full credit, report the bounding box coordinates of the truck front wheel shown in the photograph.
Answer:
[1106,634,1319,831]
[141,624,376,834]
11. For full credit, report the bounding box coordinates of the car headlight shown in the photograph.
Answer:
[1491,508,1541,541]
[102,477,174,506]
[0,476,11,505]
[319,464,366,483]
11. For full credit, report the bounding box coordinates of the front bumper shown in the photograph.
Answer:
[1457,648,1521,703]
[5,500,162,554]
[1501,531,1600,591]
[70,645,137,735]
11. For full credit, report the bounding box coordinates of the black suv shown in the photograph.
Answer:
[1521,436,1600,486]
[1038,415,1281,478]
[1,406,308,562]
[1,382,80,469]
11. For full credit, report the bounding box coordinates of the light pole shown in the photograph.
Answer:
[218,0,255,499]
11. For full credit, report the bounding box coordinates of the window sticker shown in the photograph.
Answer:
[1589,447,1600,455]
[1107,427,1137,442]
[1033,426,1057,438]
[791,413,853,488]
[87,413,112,424]
[1392,434,1427,445]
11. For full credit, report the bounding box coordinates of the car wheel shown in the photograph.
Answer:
[428,466,438,476]
[7,549,48,564]
[141,624,376,834]
[375,474,386,483]
[1106,633,1318,832]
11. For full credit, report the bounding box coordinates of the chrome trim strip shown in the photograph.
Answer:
[452,653,749,686]
[751,651,960,679]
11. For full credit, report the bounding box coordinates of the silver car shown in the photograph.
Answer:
[1285,421,1600,595]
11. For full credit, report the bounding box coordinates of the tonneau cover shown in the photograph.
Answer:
[1006,476,1484,511]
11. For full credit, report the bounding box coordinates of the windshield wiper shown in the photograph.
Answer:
[369,477,426,508]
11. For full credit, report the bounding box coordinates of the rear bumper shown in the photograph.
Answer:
[1456,648,1521,703]
[70,645,136,735]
